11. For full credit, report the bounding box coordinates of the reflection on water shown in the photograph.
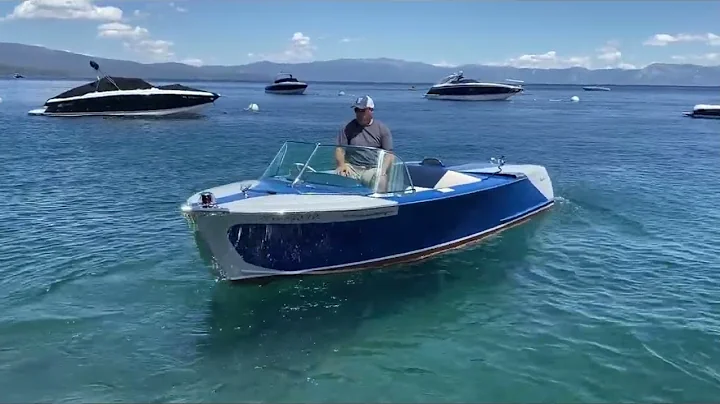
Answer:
[194,216,549,375]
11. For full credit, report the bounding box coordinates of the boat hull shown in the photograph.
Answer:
[28,103,215,117]
[424,85,523,101]
[29,89,219,117]
[424,92,520,101]
[264,84,308,95]
[684,112,720,119]
[183,167,554,282]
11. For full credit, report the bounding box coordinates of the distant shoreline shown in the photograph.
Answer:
[3,41,720,88]
[1,77,718,89]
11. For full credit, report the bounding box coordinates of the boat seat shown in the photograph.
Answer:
[406,164,481,189]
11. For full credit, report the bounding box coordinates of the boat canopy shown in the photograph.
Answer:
[273,73,300,84]
[51,76,208,99]
[53,76,152,98]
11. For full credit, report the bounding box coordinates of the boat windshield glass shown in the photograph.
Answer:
[259,141,414,194]
[437,71,466,84]
[438,74,459,84]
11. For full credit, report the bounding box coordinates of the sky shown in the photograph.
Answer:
[0,0,718,69]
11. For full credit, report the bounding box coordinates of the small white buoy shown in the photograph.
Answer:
[0,96,3,103]
[338,90,345,96]
[245,103,259,112]
[570,95,580,102]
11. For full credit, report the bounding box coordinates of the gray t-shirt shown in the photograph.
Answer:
[337,119,393,167]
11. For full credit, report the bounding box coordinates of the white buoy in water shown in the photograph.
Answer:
[245,103,259,112]
[338,90,345,96]
[570,95,580,102]
[0,97,3,103]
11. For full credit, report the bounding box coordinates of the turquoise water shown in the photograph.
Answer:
[2,79,720,402]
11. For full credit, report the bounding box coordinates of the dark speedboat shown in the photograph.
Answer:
[264,73,308,95]
[424,71,523,101]
[582,86,611,91]
[28,60,220,117]
[683,104,720,119]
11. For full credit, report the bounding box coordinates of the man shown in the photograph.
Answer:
[335,95,394,191]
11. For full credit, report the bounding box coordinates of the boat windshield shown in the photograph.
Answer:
[437,71,465,84]
[259,141,414,194]
[438,74,459,84]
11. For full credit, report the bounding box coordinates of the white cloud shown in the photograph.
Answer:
[132,9,149,19]
[670,53,720,65]
[4,0,193,64]
[181,58,204,67]
[596,44,621,63]
[97,22,149,40]
[493,41,636,70]
[4,0,122,21]
[643,33,720,47]
[124,39,175,60]
[501,51,592,69]
[432,61,457,68]
[169,2,187,13]
[96,21,174,61]
[339,37,362,43]
[594,42,636,69]
[250,32,316,63]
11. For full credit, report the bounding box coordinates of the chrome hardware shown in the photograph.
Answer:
[490,155,505,170]
[199,191,217,208]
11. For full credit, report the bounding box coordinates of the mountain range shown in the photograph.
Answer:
[1,42,719,86]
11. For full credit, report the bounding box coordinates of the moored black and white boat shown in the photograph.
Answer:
[424,71,523,101]
[683,104,720,119]
[264,73,308,95]
[180,140,555,283]
[582,86,611,91]
[28,61,220,117]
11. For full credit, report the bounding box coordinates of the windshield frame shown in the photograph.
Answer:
[258,141,416,195]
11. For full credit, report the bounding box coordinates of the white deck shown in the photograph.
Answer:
[694,104,720,111]
[185,193,399,224]
[222,193,397,213]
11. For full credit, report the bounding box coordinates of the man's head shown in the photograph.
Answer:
[352,95,374,126]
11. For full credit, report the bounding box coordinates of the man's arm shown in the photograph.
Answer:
[335,125,347,168]
[379,124,394,175]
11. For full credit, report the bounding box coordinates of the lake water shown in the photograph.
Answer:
[1,79,720,402]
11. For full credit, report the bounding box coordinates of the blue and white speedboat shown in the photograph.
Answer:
[180,141,555,282]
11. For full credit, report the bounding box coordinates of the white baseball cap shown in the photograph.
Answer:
[351,95,374,109]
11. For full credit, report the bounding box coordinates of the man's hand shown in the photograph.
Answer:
[337,164,351,177]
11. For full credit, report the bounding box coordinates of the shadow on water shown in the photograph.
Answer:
[193,213,554,371]
[99,113,210,121]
